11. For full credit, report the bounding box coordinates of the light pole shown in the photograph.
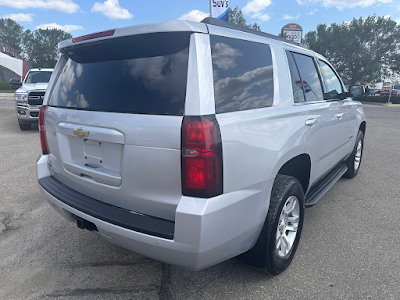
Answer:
[383,67,391,104]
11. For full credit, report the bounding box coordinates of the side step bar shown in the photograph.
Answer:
[305,163,348,208]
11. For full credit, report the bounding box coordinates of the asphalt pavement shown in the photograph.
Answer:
[0,102,399,300]
[0,93,14,101]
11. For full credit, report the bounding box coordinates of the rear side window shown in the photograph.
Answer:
[291,52,324,102]
[210,35,273,114]
[49,32,190,116]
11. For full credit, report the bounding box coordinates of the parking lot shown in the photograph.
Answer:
[1,98,399,300]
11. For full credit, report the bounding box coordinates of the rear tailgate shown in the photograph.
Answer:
[43,31,193,221]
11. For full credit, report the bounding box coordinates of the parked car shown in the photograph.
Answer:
[369,89,376,95]
[380,89,391,96]
[10,68,53,130]
[391,89,400,95]
[37,18,366,274]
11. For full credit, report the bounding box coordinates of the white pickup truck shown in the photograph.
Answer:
[10,68,53,130]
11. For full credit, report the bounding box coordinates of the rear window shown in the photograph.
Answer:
[210,35,274,114]
[49,32,190,116]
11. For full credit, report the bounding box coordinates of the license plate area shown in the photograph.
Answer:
[57,123,125,186]
[67,136,123,172]
[84,139,103,167]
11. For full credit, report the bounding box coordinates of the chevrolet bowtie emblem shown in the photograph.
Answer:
[73,128,89,138]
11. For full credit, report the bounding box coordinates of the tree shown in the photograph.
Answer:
[229,6,261,31]
[0,18,72,68]
[0,18,24,53]
[304,15,400,85]
[277,32,285,38]
[24,28,72,68]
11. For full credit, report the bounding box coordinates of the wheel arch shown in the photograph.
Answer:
[277,154,311,194]
[359,121,366,135]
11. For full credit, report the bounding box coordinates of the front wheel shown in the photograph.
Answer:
[343,130,364,178]
[239,175,304,275]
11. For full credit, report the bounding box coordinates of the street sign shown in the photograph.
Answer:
[210,0,229,22]
[282,23,303,44]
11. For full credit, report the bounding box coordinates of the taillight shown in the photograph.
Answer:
[182,115,223,198]
[39,106,49,155]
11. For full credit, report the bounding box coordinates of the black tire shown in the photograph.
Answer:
[238,175,304,275]
[343,130,364,178]
[18,120,31,131]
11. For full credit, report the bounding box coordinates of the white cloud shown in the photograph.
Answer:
[243,0,272,13]
[0,0,79,13]
[35,23,83,32]
[307,9,318,15]
[91,0,133,20]
[1,13,34,22]
[296,0,392,10]
[252,12,271,21]
[179,10,209,22]
[281,14,300,20]
[396,18,400,24]
[242,0,272,22]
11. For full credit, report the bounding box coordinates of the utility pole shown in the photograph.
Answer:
[383,67,392,104]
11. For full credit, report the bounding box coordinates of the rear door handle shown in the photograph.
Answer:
[305,118,318,126]
[336,112,344,119]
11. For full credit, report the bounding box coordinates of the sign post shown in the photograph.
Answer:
[281,23,303,44]
[210,0,229,22]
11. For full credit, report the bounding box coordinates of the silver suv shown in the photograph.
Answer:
[11,68,53,130]
[37,18,366,274]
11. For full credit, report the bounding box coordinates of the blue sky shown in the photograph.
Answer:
[0,0,399,38]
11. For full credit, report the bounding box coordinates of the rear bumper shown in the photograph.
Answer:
[39,176,175,239]
[37,154,273,270]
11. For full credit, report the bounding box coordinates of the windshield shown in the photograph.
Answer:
[25,71,53,84]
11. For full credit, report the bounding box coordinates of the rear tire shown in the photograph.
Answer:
[238,175,304,275]
[18,120,31,131]
[343,130,364,178]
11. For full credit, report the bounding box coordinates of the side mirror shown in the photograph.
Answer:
[340,91,353,99]
[9,78,22,86]
[349,85,365,97]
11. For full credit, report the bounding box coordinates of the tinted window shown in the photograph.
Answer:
[286,51,305,103]
[292,53,324,102]
[25,71,52,84]
[49,32,190,116]
[318,60,343,99]
[210,35,273,114]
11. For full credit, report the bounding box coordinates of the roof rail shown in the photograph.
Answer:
[201,17,307,49]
